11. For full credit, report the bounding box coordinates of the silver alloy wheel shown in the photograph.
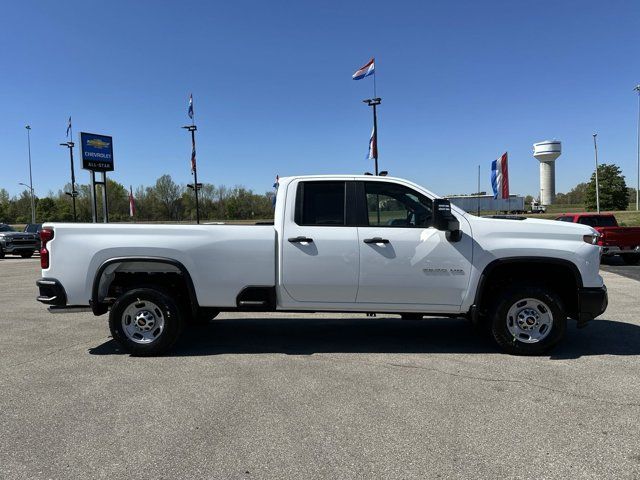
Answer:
[121,299,165,344]
[506,297,554,344]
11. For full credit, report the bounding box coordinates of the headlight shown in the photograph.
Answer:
[583,233,600,245]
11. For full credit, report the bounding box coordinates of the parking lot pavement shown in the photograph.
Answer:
[601,256,640,282]
[1,259,640,480]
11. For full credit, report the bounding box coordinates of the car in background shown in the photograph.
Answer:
[0,224,39,258]
[24,223,43,250]
[555,213,640,265]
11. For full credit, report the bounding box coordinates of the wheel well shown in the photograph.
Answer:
[92,258,198,316]
[476,260,581,318]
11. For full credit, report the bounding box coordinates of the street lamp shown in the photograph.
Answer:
[634,85,640,211]
[25,125,35,223]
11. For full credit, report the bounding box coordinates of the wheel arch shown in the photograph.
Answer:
[473,257,583,318]
[91,256,199,316]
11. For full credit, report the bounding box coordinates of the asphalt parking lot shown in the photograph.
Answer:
[1,258,639,480]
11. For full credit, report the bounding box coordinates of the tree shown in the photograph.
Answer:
[152,174,183,220]
[585,164,628,211]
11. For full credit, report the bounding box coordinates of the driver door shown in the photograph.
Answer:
[356,181,472,306]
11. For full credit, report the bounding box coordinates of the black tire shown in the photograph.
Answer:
[621,254,640,266]
[400,313,423,320]
[20,251,34,258]
[489,285,566,355]
[109,288,185,356]
[0,246,4,259]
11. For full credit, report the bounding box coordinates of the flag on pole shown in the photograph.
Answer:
[272,175,279,207]
[191,136,196,173]
[366,126,377,160]
[66,117,72,138]
[491,152,510,199]
[128,186,136,217]
[188,94,194,120]
[352,58,375,80]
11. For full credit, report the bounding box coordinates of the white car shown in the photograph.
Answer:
[36,175,607,355]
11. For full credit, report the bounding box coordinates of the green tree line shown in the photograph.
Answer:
[0,174,275,224]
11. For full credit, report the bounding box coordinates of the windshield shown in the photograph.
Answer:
[0,225,16,232]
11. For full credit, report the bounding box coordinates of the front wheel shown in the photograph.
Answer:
[489,286,566,355]
[109,288,185,356]
[20,251,34,258]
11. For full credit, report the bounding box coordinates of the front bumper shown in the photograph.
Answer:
[36,278,67,306]
[2,243,37,253]
[577,285,608,325]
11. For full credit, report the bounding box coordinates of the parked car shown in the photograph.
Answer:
[24,223,43,250]
[555,213,640,265]
[36,175,607,356]
[0,224,39,258]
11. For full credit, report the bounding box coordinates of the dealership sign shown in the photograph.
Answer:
[80,132,114,171]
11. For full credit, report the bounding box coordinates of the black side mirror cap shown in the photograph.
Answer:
[433,198,462,242]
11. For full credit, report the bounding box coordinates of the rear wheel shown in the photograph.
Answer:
[20,251,34,258]
[489,285,566,355]
[621,254,640,266]
[109,288,184,356]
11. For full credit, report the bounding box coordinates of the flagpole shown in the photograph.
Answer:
[60,117,77,222]
[184,94,201,224]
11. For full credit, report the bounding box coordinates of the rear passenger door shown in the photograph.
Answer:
[281,181,360,303]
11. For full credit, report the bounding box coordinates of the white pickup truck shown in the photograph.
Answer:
[36,175,607,355]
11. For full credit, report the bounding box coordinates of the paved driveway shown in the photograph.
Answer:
[1,259,639,479]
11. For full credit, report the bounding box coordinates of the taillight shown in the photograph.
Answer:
[40,228,54,269]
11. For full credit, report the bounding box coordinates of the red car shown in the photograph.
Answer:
[555,213,640,265]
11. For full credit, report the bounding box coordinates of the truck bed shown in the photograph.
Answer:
[43,223,276,307]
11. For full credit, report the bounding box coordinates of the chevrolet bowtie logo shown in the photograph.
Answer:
[87,138,110,149]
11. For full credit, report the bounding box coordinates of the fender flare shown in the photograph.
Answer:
[91,256,199,316]
[473,256,584,308]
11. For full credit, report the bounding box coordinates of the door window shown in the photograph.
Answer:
[364,182,433,227]
[295,182,346,226]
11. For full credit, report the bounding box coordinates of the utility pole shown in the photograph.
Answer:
[60,141,78,221]
[25,125,35,223]
[634,85,640,211]
[363,98,381,175]
[593,133,600,213]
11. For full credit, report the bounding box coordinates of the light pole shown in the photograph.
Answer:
[634,85,640,211]
[593,133,600,213]
[25,125,35,223]
[18,182,35,223]
[363,98,381,175]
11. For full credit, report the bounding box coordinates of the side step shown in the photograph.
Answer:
[48,306,93,314]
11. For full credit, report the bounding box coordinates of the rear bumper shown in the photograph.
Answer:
[577,285,608,324]
[36,278,67,306]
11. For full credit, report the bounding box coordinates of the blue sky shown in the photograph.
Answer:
[1,0,639,199]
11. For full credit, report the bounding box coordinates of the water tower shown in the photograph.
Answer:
[533,140,561,205]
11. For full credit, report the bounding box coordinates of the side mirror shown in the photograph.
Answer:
[433,199,462,242]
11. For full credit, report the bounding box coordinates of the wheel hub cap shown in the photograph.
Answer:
[121,300,165,344]
[506,298,554,344]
